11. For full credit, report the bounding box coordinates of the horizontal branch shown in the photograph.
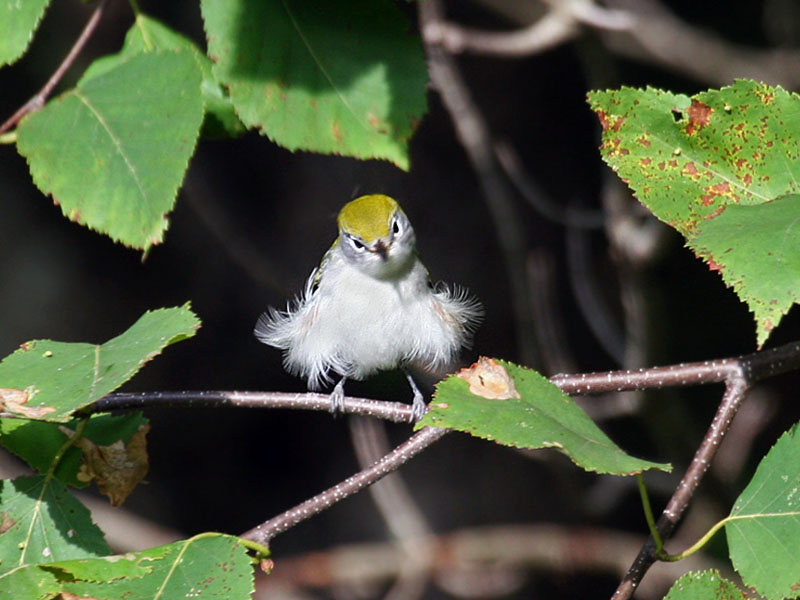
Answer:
[552,341,800,395]
[86,340,800,553]
[87,390,414,424]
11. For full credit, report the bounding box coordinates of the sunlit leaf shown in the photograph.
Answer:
[0,0,50,66]
[663,570,745,600]
[727,424,800,600]
[0,305,199,422]
[0,476,109,576]
[588,81,800,346]
[201,0,427,169]
[418,358,671,475]
[17,51,204,250]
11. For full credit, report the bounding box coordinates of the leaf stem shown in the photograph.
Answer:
[236,537,271,559]
[657,517,729,562]
[47,417,89,481]
[0,0,107,134]
[636,474,663,553]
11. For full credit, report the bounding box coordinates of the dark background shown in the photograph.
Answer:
[2,1,800,598]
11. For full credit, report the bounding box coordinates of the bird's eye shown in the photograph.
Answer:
[392,218,401,235]
[348,236,365,250]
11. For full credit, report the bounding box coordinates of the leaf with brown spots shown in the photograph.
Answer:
[589,80,800,346]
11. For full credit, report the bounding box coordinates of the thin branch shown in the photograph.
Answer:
[86,341,800,561]
[608,342,800,599]
[423,0,632,58]
[241,427,447,545]
[87,390,415,424]
[445,0,800,88]
[611,376,749,599]
[0,0,107,134]
[601,0,800,88]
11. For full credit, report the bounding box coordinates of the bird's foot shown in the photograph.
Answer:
[329,377,347,417]
[404,368,427,424]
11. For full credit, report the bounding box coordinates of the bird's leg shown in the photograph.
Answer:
[403,368,426,423]
[329,376,347,416]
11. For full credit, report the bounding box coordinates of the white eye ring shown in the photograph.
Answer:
[347,235,365,251]
[391,217,402,236]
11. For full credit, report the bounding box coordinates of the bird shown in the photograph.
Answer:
[255,194,483,422]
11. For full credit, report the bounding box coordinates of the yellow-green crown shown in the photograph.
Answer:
[337,194,400,243]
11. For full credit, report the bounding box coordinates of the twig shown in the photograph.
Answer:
[601,0,800,88]
[0,0,107,134]
[88,341,800,566]
[87,390,415,424]
[604,343,800,599]
[241,427,447,545]
[424,0,632,58]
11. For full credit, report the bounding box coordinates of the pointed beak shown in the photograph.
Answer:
[372,239,389,261]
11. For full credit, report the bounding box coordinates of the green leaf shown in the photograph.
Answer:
[726,424,800,600]
[588,81,800,346]
[417,358,671,475]
[81,13,244,138]
[0,0,50,66]
[690,194,800,346]
[58,535,254,599]
[0,565,60,600]
[0,476,109,575]
[662,570,745,600]
[44,552,152,582]
[16,51,204,250]
[0,413,147,487]
[201,0,427,169]
[0,305,199,422]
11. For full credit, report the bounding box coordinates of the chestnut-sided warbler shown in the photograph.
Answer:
[255,194,483,421]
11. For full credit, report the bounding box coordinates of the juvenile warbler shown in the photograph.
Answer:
[255,194,483,421]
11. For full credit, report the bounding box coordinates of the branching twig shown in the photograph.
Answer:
[0,0,107,135]
[602,0,800,88]
[88,341,800,575]
[424,0,631,58]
